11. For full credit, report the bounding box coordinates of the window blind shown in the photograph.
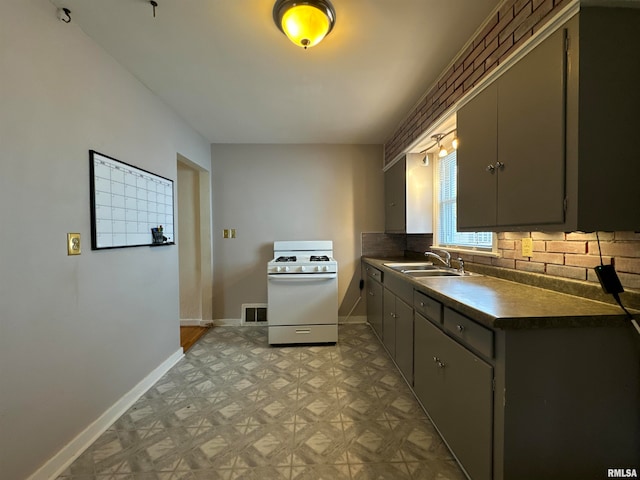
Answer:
[437,150,492,249]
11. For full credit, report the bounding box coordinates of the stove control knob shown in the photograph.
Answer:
[323,266,329,272]
[300,266,306,272]
[316,266,322,272]
[284,266,290,272]
[276,266,281,272]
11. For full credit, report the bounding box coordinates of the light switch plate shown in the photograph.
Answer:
[521,237,533,257]
[67,233,81,255]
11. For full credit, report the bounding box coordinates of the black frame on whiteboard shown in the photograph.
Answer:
[89,150,175,250]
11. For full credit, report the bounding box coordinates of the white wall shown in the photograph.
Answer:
[0,1,211,478]
[210,144,385,321]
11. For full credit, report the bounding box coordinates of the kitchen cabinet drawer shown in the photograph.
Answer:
[444,308,494,359]
[269,324,338,344]
[414,290,442,325]
[365,265,383,283]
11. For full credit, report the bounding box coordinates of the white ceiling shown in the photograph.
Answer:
[49,0,501,144]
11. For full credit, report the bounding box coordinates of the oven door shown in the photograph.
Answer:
[267,273,338,326]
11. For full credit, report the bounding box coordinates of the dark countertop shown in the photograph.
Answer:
[363,256,634,330]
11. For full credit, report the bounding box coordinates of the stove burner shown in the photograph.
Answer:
[275,256,296,262]
[310,255,330,262]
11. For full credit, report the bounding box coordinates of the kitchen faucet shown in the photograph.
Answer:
[424,249,451,268]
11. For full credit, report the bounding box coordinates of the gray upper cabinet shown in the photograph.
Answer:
[384,153,433,233]
[458,25,566,231]
[384,159,406,233]
[458,8,640,232]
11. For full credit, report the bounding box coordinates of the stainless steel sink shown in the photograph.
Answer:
[404,269,460,277]
[383,262,436,272]
[383,262,479,278]
[404,269,477,277]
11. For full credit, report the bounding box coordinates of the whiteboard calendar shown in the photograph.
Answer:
[90,150,174,250]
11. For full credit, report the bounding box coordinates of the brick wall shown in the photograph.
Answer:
[384,0,570,166]
[464,232,640,292]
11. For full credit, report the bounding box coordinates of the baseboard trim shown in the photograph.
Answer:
[213,318,242,326]
[28,348,184,480]
[180,319,212,327]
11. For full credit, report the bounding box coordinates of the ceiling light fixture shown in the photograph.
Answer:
[273,0,336,50]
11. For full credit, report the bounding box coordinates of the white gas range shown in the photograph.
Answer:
[267,240,338,345]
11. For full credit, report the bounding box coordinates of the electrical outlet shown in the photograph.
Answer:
[223,229,229,238]
[521,238,533,257]
[67,233,81,255]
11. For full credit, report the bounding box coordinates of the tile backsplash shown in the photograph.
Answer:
[362,233,433,258]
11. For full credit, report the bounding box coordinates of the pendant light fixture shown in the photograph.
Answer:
[432,134,448,158]
[273,0,336,49]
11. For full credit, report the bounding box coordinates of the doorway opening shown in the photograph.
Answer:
[177,155,213,332]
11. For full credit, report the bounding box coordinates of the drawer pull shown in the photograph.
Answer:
[295,329,311,334]
[420,302,425,307]
[457,324,465,333]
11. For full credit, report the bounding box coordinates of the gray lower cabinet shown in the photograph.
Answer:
[383,288,413,383]
[382,289,397,357]
[365,260,640,479]
[394,297,414,385]
[414,312,493,480]
[364,266,383,339]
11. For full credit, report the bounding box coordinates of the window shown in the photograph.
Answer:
[434,149,494,251]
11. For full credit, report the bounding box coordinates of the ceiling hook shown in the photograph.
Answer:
[150,1,158,18]
[57,7,71,23]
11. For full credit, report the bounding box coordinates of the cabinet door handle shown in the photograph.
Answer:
[433,356,439,363]
[368,291,375,296]
[495,161,505,170]
[389,202,396,207]
[420,301,425,307]
[437,360,446,369]
[486,164,495,172]
[457,324,465,333]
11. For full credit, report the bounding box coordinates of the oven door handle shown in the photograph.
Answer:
[268,273,337,281]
